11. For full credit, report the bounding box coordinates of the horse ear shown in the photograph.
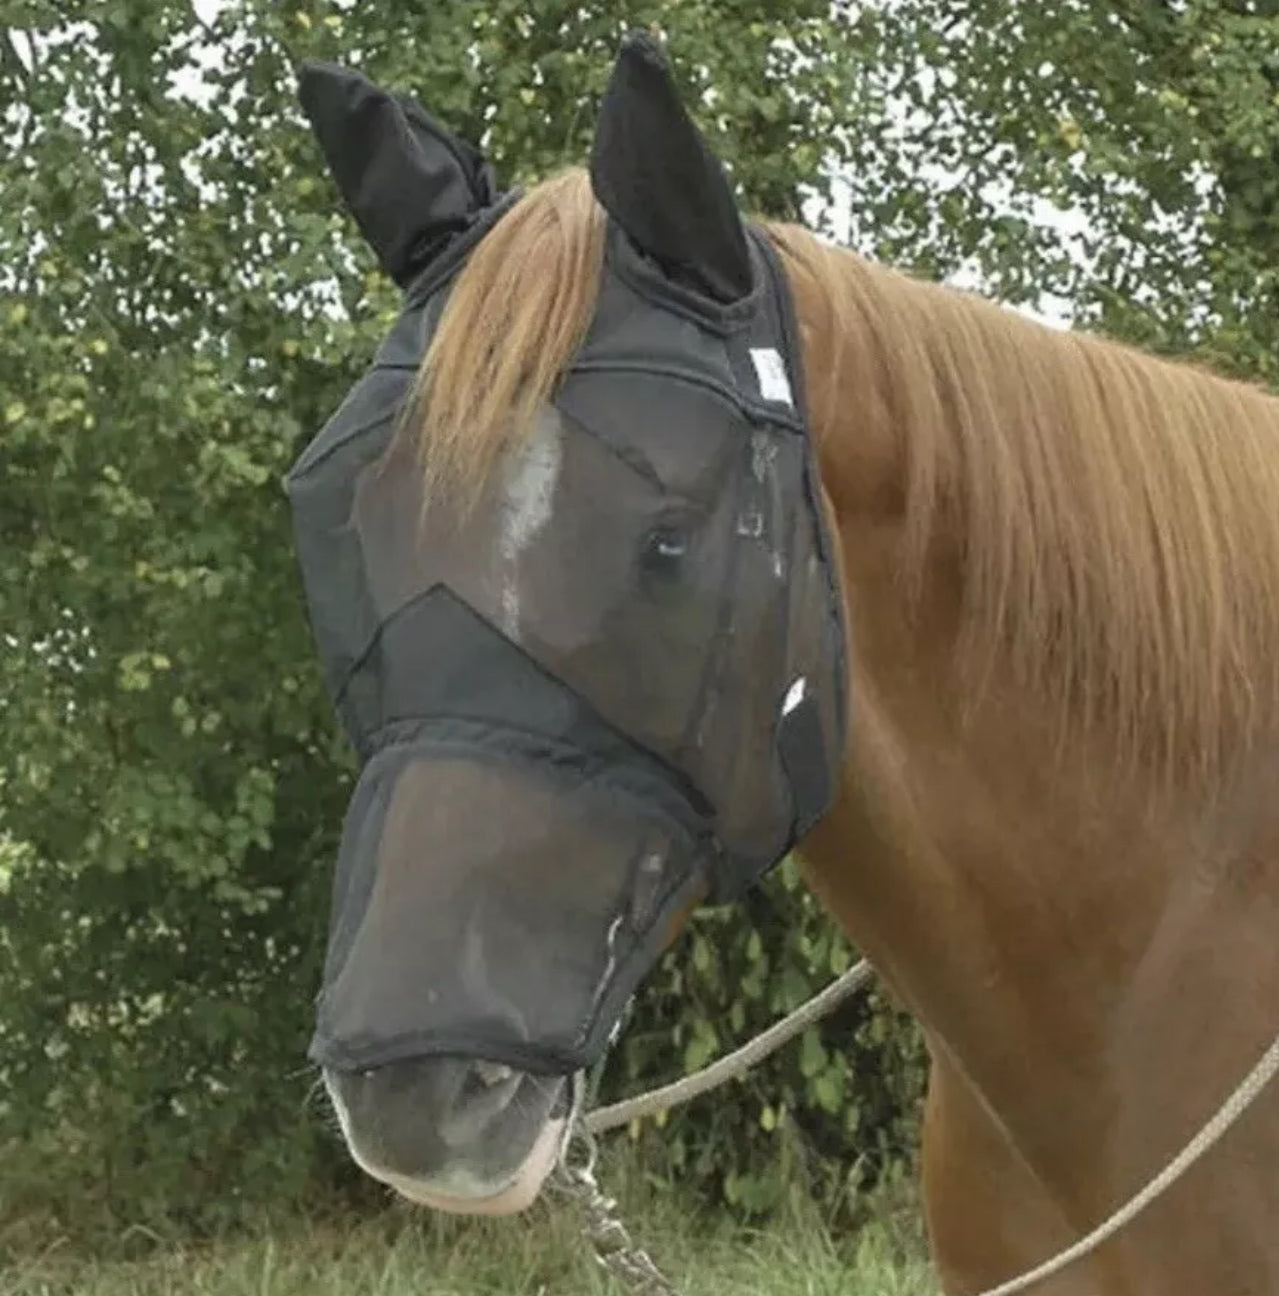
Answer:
[589,31,753,305]
[296,60,501,289]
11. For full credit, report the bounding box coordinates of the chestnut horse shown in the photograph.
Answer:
[368,172,1279,1295]
[294,34,1279,1281]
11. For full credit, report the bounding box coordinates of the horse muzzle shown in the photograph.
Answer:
[323,1055,576,1214]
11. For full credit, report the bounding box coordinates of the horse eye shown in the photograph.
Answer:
[641,524,690,578]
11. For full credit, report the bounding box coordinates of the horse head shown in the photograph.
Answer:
[287,33,847,1214]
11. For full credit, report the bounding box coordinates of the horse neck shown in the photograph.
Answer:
[801,486,1175,1059]
[792,270,1279,1188]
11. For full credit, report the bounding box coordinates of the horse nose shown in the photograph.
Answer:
[329,1056,522,1179]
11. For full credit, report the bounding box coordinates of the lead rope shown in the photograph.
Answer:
[967,1021,1279,1296]
[553,960,1279,1296]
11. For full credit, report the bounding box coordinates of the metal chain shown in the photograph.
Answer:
[552,964,872,1295]
[552,1125,683,1296]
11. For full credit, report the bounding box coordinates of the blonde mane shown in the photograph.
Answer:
[410,166,1279,791]
[764,222,1279,788]
[408,169,606,511]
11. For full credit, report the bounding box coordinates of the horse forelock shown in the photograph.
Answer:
[764,221,1279,798]
[406,168,607,513]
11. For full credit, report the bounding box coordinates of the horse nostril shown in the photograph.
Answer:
[431,1060,523,1148]
[473,1060,514,1087]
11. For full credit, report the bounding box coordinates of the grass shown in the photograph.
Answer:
[2,1155,939,1296]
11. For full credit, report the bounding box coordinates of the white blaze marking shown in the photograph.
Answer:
[497,410,562,638]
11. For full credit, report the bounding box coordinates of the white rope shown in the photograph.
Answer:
[582,960,1279,1296]
[584,959,873,1135]
[971,1025,1279,1296]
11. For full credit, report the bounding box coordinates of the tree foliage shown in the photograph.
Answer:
[851,0,1279,381]
[0,0,899,1240]
[2,0,1275,1244]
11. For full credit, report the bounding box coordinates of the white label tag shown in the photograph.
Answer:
[749,347,793,408]
[782,676,807,716]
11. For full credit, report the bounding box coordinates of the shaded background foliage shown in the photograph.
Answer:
[2,0,1275,1247]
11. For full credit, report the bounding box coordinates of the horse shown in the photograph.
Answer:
[290,38,1279,1296]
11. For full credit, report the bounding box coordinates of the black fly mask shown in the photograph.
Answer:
[288,34,849,1079]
